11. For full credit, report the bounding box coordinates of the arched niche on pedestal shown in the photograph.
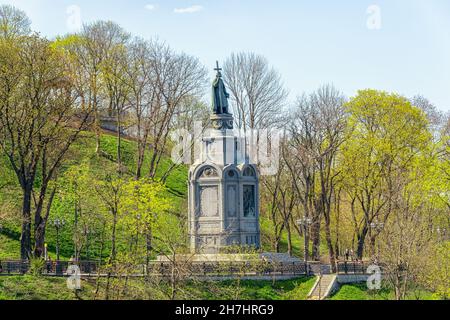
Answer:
[193,164,222,218]
[223,165,240,219]
[240,165,258,218]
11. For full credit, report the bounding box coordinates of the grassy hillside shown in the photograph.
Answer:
[0,234,20,260]
[1,275,441,301]
[0,276,97,300]
[0,130,312,261]
[0,276,316,301]
[189,277,317,300]
[329,283,437,300]
[0,131,188,261]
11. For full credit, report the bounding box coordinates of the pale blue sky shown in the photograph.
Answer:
[2,0,450,111]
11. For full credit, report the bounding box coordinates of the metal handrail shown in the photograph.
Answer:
[0,259,309,277]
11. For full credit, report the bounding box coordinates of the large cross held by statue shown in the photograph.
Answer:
[214,61,222,73]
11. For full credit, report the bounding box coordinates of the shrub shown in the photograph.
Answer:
[29,258,45,276]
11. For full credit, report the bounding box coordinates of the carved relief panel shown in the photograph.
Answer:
[199,186,219,217]
[243,185,256,217]
[226,185,237,217]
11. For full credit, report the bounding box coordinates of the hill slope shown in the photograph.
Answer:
[0,131,187,260]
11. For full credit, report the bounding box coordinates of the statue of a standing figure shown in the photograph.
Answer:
[212,61,230,114]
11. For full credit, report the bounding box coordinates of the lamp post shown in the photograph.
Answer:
[53,218,66,261]
[44,243,48,261]
[297,217,313,265]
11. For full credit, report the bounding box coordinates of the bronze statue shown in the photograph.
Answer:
[212,61,230,115]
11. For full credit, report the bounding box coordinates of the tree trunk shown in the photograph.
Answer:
[286,223,293,256]
[334,237,340,260]
[116,112,122,172]
[34,188,56,258]
[395,275,402,300]
[311,222,321,261]
[110,211,118,263]
[136,143,145,180]
[304,227,310,262]
[148,147,158,179]
[357,226,368,260]
[105,208,118,300]
[94,222,106,299]
[170,253,177,300]
[95,108,101,155]
[21,186,33,260]
[34,222,46,258]
[74,202,80,261]
[33,206,44,259]
[274,239,280,253]
[324,215,336,272]
[334,190,341,258]
[145,228,152,275]
[369,235,377,259]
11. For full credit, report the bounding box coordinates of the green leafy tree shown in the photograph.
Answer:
[0,34,90,259]
[341,90,430,259]
[120,179,173,267]
[150,210,190,300]
[421,243,450,300]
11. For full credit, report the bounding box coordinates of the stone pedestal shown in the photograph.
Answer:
[188,114,260,254]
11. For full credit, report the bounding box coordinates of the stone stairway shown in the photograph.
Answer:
[307,274,337,300]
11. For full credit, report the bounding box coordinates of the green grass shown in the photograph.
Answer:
[0,234,20,260]
[0,276,315,300]
[195,277,317,300]
[330,283,437,300]
[0,276,96,300]
[0,276,440,301]
[98,133,187,197]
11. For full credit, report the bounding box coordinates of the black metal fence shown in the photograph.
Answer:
[42,261,99,275]
[0,260,382,277]
[336,261,376,274]
[0,261,29,275]
[0,260,308,277]
[0,260,99,276]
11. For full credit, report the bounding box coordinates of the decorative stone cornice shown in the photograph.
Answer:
[210,113,234,130]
